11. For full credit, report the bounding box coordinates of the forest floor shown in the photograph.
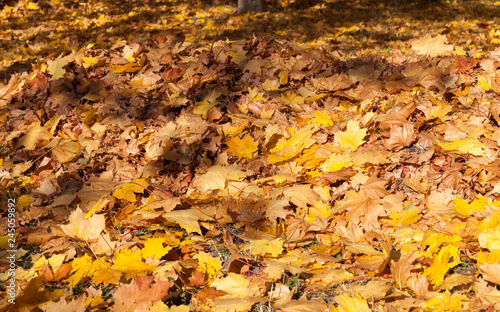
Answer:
[2,0,500,311]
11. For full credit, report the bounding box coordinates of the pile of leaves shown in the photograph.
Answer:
[3,0,500,311]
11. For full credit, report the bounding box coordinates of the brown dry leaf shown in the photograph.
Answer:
[362,175,389,198]
[313,74,353,91]
[52,140,82,163]
[144,134,173,161]
[40,297,85,312]
[192,164,246,193]
[335,190,385,230]
[390,252,417,289]
[383,123,417,151]
[277,184,320,209]
[210,273,265,299]
[275,296,328,312]
[478,261,500,285]
[112,276,172,312]
[407,275,436,300]
[410,34,454,57]
[213,298,264,312]
[380,104,416,129]
[403,170,431,194]
[351,280,392,301]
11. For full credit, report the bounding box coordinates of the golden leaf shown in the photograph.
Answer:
[250,238,284,258]
[141,237,173,260]
[331,293,371,312]
[194,251,223,281]
[61,208,105,241]
[226,135,259,160]
[423,245,460,287]
[111,249,158,279]
[335,120,367,151]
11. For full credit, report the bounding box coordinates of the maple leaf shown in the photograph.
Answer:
[211,273,264,298]
[226,135,259,160]
[383,123,416,151]
[111,249,158,279]
[47,54,69,79]
[162,208,212,234]
[334,120,367,151]
[390,252,417,289]
[192,164,246,193]
[52,140,82,163]
[40,297,85,312]
[194,251,223,281]
[213,298,264,312]
[331,293,371,312]
[68,254,95,286]
[113,276,172,312]
[437,138,486,156]
[113,179,149,202]
[478,226,500,252]
[268,125,316,164]
[250,238,284,257]
[248,86,265,101]
[423,245,461,287]
[61,208,105,241]
[422,291,467,312]
[410,34,454,57]
[16,115,63,150]
[141,237,173,260]
[453,196,487,216]
[310,110,334,128]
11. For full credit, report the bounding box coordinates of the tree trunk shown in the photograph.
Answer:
[238,0,264,13]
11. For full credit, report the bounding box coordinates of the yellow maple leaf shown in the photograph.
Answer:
[388,205,421,226]
[193,100,217,116]
[478,227,500,252]
[62,208,105,241]
[68,254,94,286]
[335,120,367,151]
[250,238,284,258]
[279,91,304,111]
[320,152,352,172]
[192,164,246,193]
[421,232,461,257]
[194,251,223,281]
[16,115,63,150]
[226,135,258,160]
[453,196,487,216]
[91,258,122,285]
[423,245,460,286]
[331,293,371,312]
[211,273,263,298]
[262,78,280,91]
[422,291,467,312]
[113,179,149,202]
[111,249,157,279]
[311,110,334,128]
[268,125,316,164]
[141,237,173,260]
[248,86,265,101]
[478,75,491,92]
[437,138,486,156]
[47,55,68,79]
[305,201,332,223]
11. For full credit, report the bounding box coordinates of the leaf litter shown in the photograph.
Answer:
[2,0,500,311]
